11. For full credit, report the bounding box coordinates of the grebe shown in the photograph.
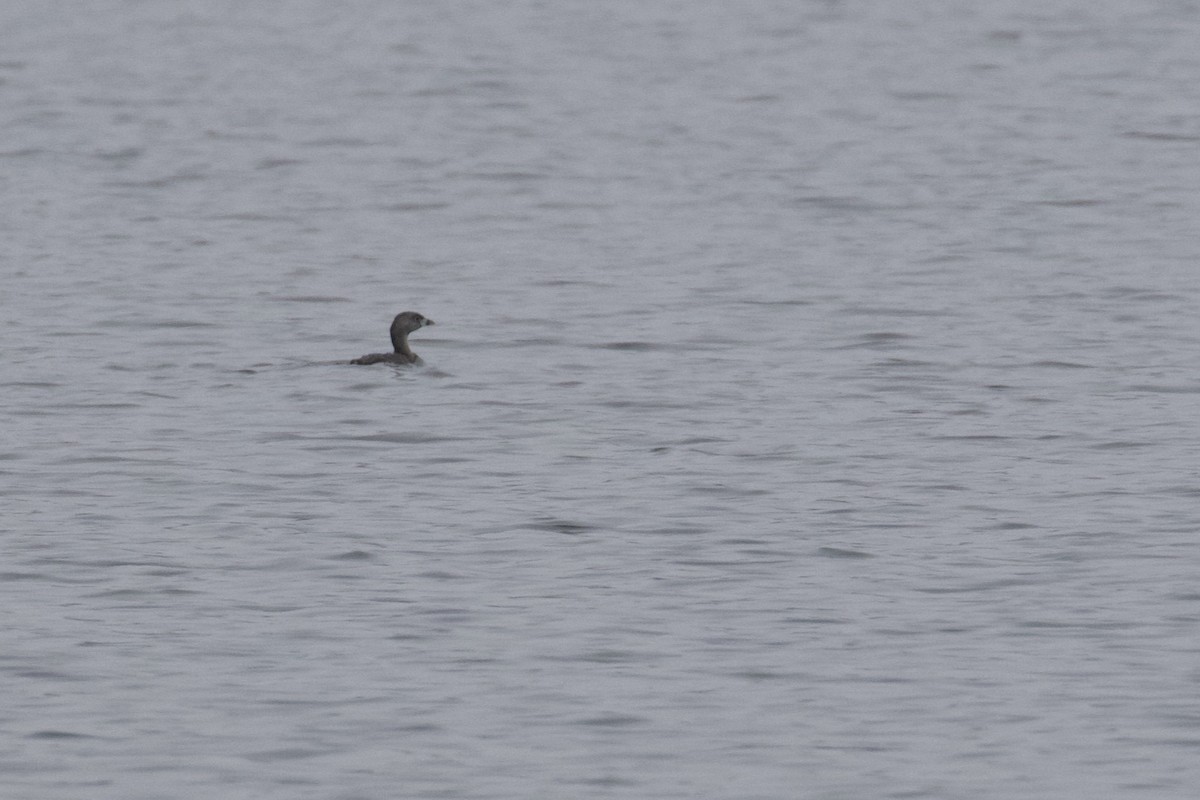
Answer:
[350,311,434,365]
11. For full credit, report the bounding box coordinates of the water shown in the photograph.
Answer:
[4,1,1200,797]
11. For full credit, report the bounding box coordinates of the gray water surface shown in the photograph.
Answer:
[5,2,1200,798]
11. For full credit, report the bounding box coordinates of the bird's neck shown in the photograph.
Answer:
[391,333,414,358]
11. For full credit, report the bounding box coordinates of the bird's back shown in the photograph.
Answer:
[350,352,417,366]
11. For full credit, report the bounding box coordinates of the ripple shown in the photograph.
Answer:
[28,730,99,740]
[527,518,596,534]
[816,546,873,559]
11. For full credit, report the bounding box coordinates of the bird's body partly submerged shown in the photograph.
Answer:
[350,351,420,366]
[350,311,434,365]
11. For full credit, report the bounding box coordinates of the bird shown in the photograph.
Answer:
[350,311,435,365]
